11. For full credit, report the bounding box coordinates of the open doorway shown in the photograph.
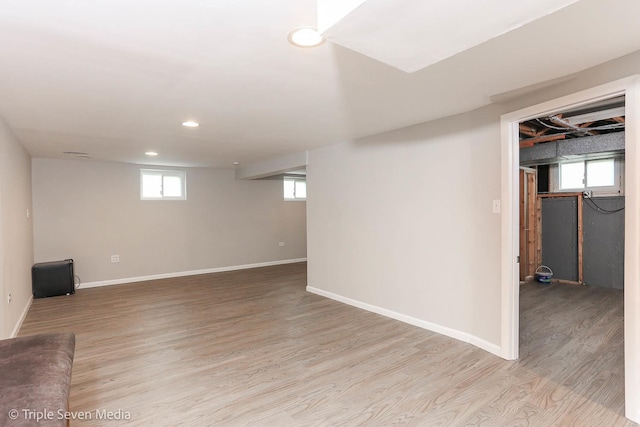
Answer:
[500,76,640,423]
[519,96,625,286]
[516,98,627,419]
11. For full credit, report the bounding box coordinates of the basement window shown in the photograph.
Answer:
[553,157,623,196]
[284,177,306,201]
[140,169,186,200]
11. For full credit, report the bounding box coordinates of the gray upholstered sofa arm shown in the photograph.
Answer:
[0,333,75,426]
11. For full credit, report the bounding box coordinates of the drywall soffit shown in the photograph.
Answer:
[319,0,580,73]
[235,151,309,180]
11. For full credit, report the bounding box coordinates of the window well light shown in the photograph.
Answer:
[182,121,199,128]
[288,27,325,48]
[145,151,159,156]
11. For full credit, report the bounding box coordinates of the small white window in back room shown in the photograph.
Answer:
[554,157,622,196]
[140,169,186,200]
[559,161,585,190]
[284,177,306,201]
[586,158,615,187]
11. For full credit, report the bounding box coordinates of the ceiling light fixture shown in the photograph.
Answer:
[233,161,240,166]
[182,121,199,128]
[288,27,325,48]
[145,151,159,156]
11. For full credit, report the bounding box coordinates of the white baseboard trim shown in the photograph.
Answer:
[11,295,33,338]
[79,258,307,289]
[306,286,503,358]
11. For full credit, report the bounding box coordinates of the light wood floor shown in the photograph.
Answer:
[19,263,635,426]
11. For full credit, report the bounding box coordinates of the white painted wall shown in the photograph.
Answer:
[307,49,640,354]
[307,106,503,350]
[0,117,34,338]
[32,159,306,284]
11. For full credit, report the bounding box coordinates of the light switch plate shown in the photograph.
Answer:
[492,199,501,214]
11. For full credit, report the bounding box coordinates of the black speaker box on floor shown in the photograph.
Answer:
[32,259,75,298]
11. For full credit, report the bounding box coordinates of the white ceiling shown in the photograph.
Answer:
[0,0,639,168]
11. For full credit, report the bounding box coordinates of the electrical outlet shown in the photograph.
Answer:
[278,242,285,247]
[111,255,120,263]
[7,292,11,304]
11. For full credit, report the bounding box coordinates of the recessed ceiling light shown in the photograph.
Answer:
[182,121,199,128]
[288,27,325,48]
[145,151,158,156]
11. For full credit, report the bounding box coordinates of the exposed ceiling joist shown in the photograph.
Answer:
[519,124,538,137]
[549,114,596,136]
[519,134,566,148]
[520,97,626,150]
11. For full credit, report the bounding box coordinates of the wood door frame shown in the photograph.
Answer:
[519,167,537,281]
[500,75,640,423]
